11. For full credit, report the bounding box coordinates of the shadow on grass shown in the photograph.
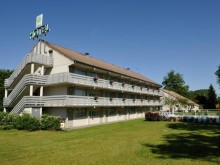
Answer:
[142,122,220,163]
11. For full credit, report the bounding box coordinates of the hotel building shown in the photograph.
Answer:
[4,40,163,128]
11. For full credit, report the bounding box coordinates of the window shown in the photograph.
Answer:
[108,108,116,116]
[74,89,86,96]
[89,72,98,78]
[69,87,86,96]
[74,68,87,76]
[118,109,126,115]
[130,108,136,114]
[75,109,87,118]
[90,110,100,117]
[137,108,143,113]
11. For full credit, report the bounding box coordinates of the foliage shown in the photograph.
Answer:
[217,97,220,103]
[162,70,189,98]
[189,89,209,108]
[0,112,17,127]
[0,112,61,131]
[215,65,220,87]
[206,84,217,109]
[0,69,13,112]
[145,112,161,121]
[41,114,61,130]
[13,113,41,131]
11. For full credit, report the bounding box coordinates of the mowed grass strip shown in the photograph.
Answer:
[0,120,220,165]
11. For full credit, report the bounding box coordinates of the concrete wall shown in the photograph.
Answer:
[45,107,146,129]
[33,41,74,75]
[44,86,68,96]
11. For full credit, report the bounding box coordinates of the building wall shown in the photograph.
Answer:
[44,86,68,96]
[44,107,146,128]
[161,90,199,112]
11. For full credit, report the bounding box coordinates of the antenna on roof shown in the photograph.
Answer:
[29,14,50,40]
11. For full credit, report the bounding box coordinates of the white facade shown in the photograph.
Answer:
[3,40,163,128]
[161,89,199,113]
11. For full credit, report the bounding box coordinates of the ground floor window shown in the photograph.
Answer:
[118,109,126,115]
[90,110,100,117]
[108,108,117,116]
[75,109,87,118]
[137,108,143,114]
[130,107,136,114]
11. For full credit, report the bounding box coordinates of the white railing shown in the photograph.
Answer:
[9,95,163,114]
[4,72,162,107]
[4,53,53,88]
[3,74,47,107]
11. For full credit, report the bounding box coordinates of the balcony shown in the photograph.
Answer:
[4,72,162,108]
[10,95,163,114]
[4,53,53,88]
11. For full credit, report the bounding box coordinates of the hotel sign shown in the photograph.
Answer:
[29,14,50,40]
[36,14,43,28]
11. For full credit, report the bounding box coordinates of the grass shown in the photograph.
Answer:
[0,120,220,165]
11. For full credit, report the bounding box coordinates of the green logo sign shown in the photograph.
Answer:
[29,24,50,40]
[36,14,43,28]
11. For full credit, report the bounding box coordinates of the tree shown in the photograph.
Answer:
[162,70,189,97]
[215,65,220,88]
[0,69,13,111]
[206,84,217,109]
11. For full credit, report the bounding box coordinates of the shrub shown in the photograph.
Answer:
[0,112,7,125]
[0,112,17,129]
[41,114,61,130]
[145,112,161,121]
[168,116,180,122]
[13,113,41,131]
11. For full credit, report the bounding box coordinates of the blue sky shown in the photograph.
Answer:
[0,0,220,95]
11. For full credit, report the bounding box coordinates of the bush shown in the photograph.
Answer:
[41,114,61,130]
[0,112,17,128]
[145,112,161,121]
[13,113,41,131]
[0,112,7,125]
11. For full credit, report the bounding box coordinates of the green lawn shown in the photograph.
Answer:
[0,120,220,165]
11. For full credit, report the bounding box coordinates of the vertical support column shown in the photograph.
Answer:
[127,108,129,120]
[87,109,90,125]
[31,63,35,74]
[29,63,35,97]
[136,108,138,118]
[117,109,119,121]
[29,85,33,96]
[103,109,106,123]
[4,89,8,98]
[40,65,44,97]
[4,89,8,112]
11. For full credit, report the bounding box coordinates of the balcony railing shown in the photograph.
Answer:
[9,95,163,114]
[4,53,53,88]
[4,72,162,107]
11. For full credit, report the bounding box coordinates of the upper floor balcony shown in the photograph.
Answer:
[4,72,162,107]
[4,53,53,88]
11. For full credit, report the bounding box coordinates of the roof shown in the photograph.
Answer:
[161,89,199,106]
[43,40,161,87]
